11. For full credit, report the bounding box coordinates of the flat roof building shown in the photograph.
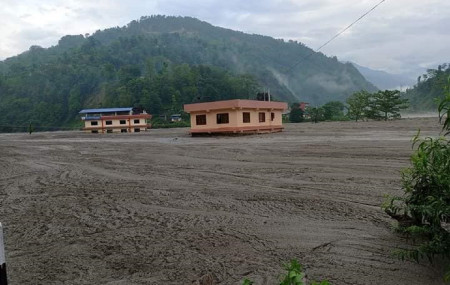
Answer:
[184,99,288,135]
[79,107,151,133]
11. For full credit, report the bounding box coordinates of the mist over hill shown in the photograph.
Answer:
[0,15,377,131]
[350,62,415,90]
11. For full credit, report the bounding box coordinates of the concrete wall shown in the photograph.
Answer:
[235,109,282,127]
[189,108,283,132]
[189,109,239,130]
[83,118,148,133]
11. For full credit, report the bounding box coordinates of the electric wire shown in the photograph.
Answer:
[287,0,386,73]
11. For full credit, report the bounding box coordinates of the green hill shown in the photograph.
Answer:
[403,64,450,111]
[0,15,377,131]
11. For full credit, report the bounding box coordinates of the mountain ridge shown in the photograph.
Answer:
[403,63,450,111]
[0,15,377,131]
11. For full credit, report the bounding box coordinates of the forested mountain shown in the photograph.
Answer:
[403,64,450,111]
[0,15,377,131]
[351,62,415,90]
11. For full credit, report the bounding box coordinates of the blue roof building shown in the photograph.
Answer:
[79,107,133,114]
[79,107,151,134]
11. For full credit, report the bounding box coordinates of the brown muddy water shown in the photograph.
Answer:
[0,117,445,284]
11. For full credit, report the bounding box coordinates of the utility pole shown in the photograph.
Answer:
[0,223,7,285]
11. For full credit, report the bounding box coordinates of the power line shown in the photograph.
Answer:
[287,0,386,73]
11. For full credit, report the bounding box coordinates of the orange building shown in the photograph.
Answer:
[184,99,288,135]
[79,107,151,133]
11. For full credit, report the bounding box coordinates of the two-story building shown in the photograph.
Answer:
[79,107,151,133]
[183,99,288,135]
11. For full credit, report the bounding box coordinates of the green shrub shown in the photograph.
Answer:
[242,260,329,285]
[280,260,305,285]
[383,76,450,281]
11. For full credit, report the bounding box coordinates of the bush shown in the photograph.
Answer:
[242,260,329,285]
[383,76,450,281]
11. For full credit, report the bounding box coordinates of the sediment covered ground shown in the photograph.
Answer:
[0,118,445,284]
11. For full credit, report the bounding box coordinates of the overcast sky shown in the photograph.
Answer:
[1,0,448,77]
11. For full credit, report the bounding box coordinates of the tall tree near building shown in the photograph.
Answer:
[346,90,370,122]
[289,103,304,123]
[322,101,345,120]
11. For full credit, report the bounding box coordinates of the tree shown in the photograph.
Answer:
[68,87,82,115]
[322,101,345,121]
[117,86,132,107]
[307,106,325,123]
[28,121,34,134]
[289,103,304,123]
[346,91,370,122]
[370,90,408,121]
[118,65,141,84]
[171,90,181,113]
[101,63,116,80]
[140,90,162,115]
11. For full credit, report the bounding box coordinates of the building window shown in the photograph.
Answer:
[105,120,112,125]
[121,129,127,133]
[271,112,275,121]
[134,119,140,124]
[217,113,229,124]
[91,130,98,133]
[90,121,98,126]
[106,129,113,133]
[196,114,207,125]
[259,112,266,122]
[134,128,141,132]
[120,120,126,125]
[243,112,250,123]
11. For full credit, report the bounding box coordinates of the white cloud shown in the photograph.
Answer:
[0,0,448,77]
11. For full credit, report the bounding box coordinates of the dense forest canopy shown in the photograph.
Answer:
[0,15,377,132]
[403,63,450,111]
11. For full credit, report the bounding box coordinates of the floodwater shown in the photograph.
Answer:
[0,117,445,284]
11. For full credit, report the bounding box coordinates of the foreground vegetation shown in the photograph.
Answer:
[242,260,329,285]
[384,77,450,281]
